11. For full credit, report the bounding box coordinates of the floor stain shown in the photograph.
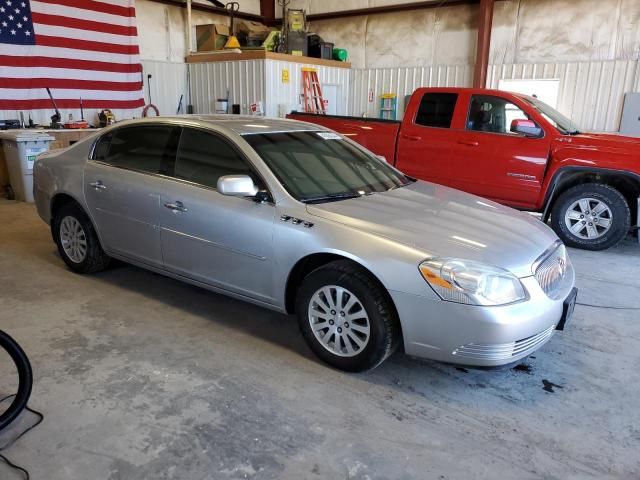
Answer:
[456,367,469,373]
[542,379,564,393]
[512,363,533,374]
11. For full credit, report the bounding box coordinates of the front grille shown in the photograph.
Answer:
[452,326,555,361]
[534,243,574,300]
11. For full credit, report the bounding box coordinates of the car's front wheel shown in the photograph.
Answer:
[296,260,400,372]
[550,183,630,251]
[52,203,110,273]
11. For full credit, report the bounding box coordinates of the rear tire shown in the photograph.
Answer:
[550,183,630,251]
[295,260,400,372]
[52,203,110,273]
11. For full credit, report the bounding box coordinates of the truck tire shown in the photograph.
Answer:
[295,260,400,372]
[52,203,111,273]
[550,183,630,251]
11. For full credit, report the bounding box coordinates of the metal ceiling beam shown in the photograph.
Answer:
[303,0,484,22]
[147,0,263,22]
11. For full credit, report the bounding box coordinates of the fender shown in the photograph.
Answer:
[541,166,640,222]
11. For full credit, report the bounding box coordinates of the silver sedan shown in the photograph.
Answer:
[33,116,577,371]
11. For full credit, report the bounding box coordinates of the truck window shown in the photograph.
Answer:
[467,95,531,135]
[415,93,458,128]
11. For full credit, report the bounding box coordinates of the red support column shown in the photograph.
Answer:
[260,0,275,22]
[473,0,494,88]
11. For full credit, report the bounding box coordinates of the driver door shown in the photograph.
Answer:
[159,127,277,303]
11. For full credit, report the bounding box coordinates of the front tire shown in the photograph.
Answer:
[295,260,400,372]
[550,183,630,251]
[52,203,110,273]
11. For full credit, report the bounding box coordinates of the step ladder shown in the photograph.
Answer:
[302,68,326,114]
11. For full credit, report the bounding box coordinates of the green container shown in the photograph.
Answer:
[332,48,348,62]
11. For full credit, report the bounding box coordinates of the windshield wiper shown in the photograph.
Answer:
[300,191,363,204]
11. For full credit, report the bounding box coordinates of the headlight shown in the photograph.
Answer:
[419,258,526,306]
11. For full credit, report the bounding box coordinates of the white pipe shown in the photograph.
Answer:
[187,0,192,55]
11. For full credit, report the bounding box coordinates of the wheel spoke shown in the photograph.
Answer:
[566,210,582,221]
[343,334,355,354]
[346,331,365,350]
[322,287,336,310]
[349,323,369,335]
[592,202,607,216]
[578,199,590,213]
[570,221,585,234]
[586,224,598,238]
[597,218,612,228]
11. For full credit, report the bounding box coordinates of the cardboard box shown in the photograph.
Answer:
[196,24,229,52]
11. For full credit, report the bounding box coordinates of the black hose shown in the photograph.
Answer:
[0,331,33,432]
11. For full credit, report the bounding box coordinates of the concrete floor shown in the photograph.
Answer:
[0,198,639,480]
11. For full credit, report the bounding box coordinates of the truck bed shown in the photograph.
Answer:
[286,112,401,163]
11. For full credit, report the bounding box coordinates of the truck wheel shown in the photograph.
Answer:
[550,183,630,251]
[53,203,111,273]
[295,260,400,372]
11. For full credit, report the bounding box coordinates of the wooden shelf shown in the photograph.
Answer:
[186,51,351,69]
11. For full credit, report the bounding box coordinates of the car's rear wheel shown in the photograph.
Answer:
[296,260,400,372]
[550,183,630,251]
[53,203,110,273]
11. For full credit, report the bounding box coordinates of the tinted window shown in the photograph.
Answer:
[415,93,458,128]
[467,95,533,134]
[93,133,112,161]
[175,128,253,189]
[103,126,174,173]
[243,131,410,202]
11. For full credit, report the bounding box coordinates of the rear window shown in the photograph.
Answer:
[415,93,458,128]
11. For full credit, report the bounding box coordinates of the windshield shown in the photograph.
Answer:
[521,96,581,135]
[243,131,412,203]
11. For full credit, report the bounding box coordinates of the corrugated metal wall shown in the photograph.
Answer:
[189,59,351,118]
[350,60,640,132]
[349,65,473,118]
[188,60,266,116]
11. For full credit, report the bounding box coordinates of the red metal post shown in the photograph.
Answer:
[473,0,494,88]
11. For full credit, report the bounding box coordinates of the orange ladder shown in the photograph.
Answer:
[302,68,326,114]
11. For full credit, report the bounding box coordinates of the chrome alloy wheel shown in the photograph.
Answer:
[564,197,613,240]
[59,216,88,263]
[308,285,371,357]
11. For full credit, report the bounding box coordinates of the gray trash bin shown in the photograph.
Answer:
[0,131,55,203]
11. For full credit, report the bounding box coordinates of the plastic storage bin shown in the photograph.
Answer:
[0,131,54,203]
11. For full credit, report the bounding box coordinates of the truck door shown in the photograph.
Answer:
[395,92,459,186]
[445,93,551,208]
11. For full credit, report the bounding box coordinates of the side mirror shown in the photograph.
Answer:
[217,175,259,197]
[510,119,543,138]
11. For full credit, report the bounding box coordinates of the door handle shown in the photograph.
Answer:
[458,140,479,147]
[89,180,106,190]
[401,134,422,141]
[164,201,188,212]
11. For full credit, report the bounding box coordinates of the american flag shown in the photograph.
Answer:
[0,0,144,114]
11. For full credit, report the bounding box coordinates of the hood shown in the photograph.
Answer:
[306,182,559,278]
[556,132,640,161]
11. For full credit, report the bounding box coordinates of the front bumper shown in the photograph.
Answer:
[390,276,573,367]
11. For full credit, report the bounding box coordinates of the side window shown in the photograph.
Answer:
[415,93,458,128]
[467,95,532,134]
[175,128,254,189]
[92,133,112,161]
[103,126,174,173]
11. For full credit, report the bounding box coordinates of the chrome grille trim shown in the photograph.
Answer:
[534,242,574,300]
[452,326,555,361]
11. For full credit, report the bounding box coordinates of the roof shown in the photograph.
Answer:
[152,114,326,135]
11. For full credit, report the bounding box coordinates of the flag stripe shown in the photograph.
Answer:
[0,99,145,109]
[2,45,140,64]
[1,66,142,82]
[37,34,140,55]
[33,0,135,18]
[35,24,140,47]
[1,88,145,101]
[31,1,136,27]
[32,12,137,36]
[0,55,142,73]
[0,78,142,91]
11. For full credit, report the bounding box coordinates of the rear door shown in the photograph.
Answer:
[445,93,551,208]
[159,127,276,303]
[395,91,460,185]
[84,125,179,267]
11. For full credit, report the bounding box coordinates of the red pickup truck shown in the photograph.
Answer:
[288,87,640,250]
